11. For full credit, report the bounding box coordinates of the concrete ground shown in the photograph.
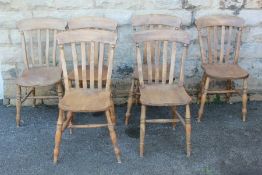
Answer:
[0,101,262,175]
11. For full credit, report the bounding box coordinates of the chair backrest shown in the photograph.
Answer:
[132,14,181,31]
[68,16,117,66]
[132,14,181,64]
[133,29,190,86]
[56,29,117,91]
[17,18,67,69]
[195,15,245,64]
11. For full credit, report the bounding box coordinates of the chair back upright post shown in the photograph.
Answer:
[17,18,67,69]
[133,29,190,87]
[56,29,117,92]
[195,16,244,65]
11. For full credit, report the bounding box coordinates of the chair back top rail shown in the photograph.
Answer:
[132,14,181,29]
[57,29,117,91]
[68,16,117,31]
[133,29,189,86]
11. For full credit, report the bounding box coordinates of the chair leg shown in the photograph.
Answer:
[185,104,191,157]
[105,110,121,163]
[56,81,63,101]
[140,105,146,157]
[53,109,64,164]
[198,74,207,103]
[242,78,248,122]
[171,106,178,129]
[66,111,74,134]
[225,80,232,103]
[198,77,210,122]
[125,79,135,125]
[16,85,22,127]
[32,87,36,107]
[110,99,116,125]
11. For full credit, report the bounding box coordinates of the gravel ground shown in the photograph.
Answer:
[0,101,262,175]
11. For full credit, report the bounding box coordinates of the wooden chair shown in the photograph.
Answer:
[125,14,182,125]
[16,18,67,127]
[195,16,249,122]
[133,29,192,157]
[53,29,121,163]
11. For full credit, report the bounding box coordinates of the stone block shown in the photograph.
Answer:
[187,0,213,8]
[140,0,182,9]
[0,46,22,64]
[0,29,10,44]
[245,0,262,9]
[220,0,244,9]
[54,0,94,10]
[238,10,262,26]
[0,11,32,29]
[243,26,262,42]
[95,0,140,9]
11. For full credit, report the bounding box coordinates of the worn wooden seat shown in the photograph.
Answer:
[140,84,191,106]
[202,63,248,80]
[125,14,182,125]
[15,18,66,127]
[68,65,108,81]
[59,89,111,112]
[53,29,121,164]
[196,15,249,122]
[133,29,192,157]
[16,67,62,87]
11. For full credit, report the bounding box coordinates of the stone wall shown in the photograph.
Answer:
[0,0,261,105]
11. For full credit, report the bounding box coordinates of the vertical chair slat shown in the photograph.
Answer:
[136,44,144,86]
[225,26,233,63]
[207,27,212,63]
[90,42,95,89]
[45,29,49,66]
[98,43,104,90]
[213,26,218,63]
[81,42,87,89]
[52,30,57,66]
[146,42,153,83]
[198,30,207,63]
[220,26,225,63]
[154,41,160,83]
[37,29,42,65]
[105,45,114,90]
[60,46,69,91]
[179,45,188,86]
[143,42,147,64]
[169,42,177,84]
[87,43,91,65]
[234,27,242,64]
[71,43,79,88]
[162,41,168,84]
[94,42,99,65]
[21,32,29,69]
[29,31,34,65]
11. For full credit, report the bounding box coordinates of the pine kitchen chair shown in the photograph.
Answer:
[16,18,67,127]
[53,29,121,163]
[133,29,192,157]
[125,14,182,125]
[196,16,249,122]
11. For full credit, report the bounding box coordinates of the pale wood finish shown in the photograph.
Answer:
[134,29,192,157]
[15,18,66,126]
[195,15,249,122]
[125,15,182,125]
[53,29,121,164]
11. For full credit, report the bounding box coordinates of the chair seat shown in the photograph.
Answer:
[68,65,108,81]
[59,89,111,112]
[140,84,191,106]
[16,66,62,87]
[202,63,249,80]
[133,64,173,81]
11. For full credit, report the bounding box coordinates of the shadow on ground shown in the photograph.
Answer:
[0,101,261,175]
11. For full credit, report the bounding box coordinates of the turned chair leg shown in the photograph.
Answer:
[198,74,207,103]
[16,85,22,127]
[185,104,191,157]
[225,80,233,103]
[198,77,210,122]
[171,106,178,129]
[53,109,64,164]
[56,81,63,101]
[125,79,135,125]
[140,105,146,157]
[105,110,121,163]
[242,78,248,122]
[32,87,36,107]
[109,99,116,125]
[66,111,74,134]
